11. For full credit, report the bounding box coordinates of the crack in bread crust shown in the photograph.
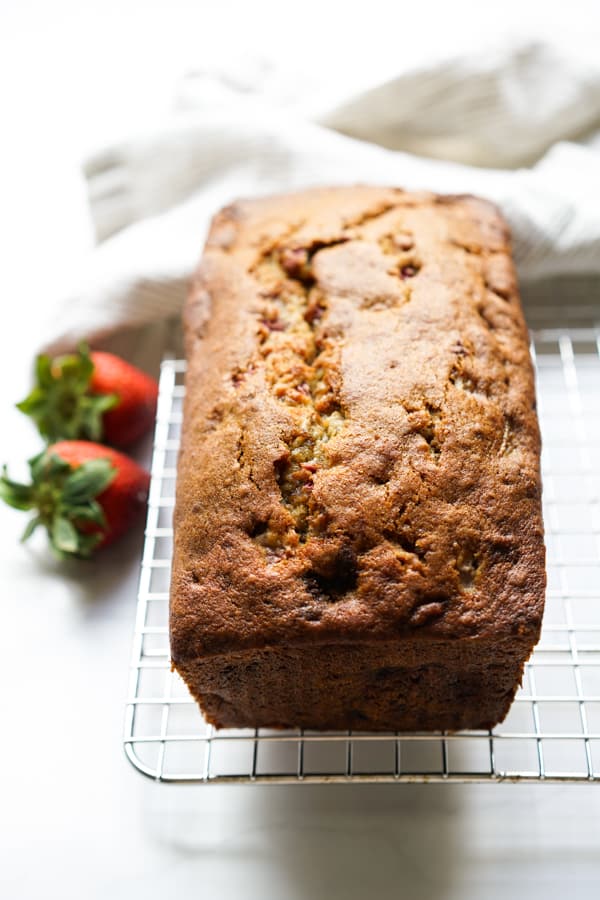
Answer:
[248,245,346,542]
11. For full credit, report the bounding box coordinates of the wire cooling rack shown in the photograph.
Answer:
[125,324,600,784]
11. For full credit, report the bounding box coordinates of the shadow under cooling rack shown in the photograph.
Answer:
[125,317,600,784]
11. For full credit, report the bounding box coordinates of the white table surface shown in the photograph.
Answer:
[1,3,600,898]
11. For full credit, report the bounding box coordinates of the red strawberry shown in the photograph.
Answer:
[17,344,158,448]
[0,441,150,557]
[88,352,158,447]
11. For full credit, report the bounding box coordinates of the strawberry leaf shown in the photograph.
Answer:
[21,516,43,542]
[16,386,46,415]
[0,467,35,510]
[35,354,54,388]
[68,500,106,526]
[62,458,115,503]
[52,516,79,554]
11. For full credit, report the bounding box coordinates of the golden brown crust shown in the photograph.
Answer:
[170,186,545,729]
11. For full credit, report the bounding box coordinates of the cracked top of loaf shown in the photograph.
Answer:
[170,186,545,660]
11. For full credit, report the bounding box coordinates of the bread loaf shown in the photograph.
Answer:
[170,186,545,731]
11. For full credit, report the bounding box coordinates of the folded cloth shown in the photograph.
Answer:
[41,39,600,355]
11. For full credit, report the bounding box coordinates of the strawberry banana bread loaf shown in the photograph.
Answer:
[170,186,545,731]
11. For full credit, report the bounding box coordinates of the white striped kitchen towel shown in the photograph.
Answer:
[42,38,600,355]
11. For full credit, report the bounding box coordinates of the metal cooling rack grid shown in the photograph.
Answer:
[125,327,600,783]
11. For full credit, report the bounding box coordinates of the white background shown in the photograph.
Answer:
[1,2,600,898]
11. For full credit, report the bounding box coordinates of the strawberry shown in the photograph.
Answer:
[17,344,158,448]
[0,441,150,558]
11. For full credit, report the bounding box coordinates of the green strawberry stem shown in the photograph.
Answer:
[17,344,118,443]
[0,452,116,558]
